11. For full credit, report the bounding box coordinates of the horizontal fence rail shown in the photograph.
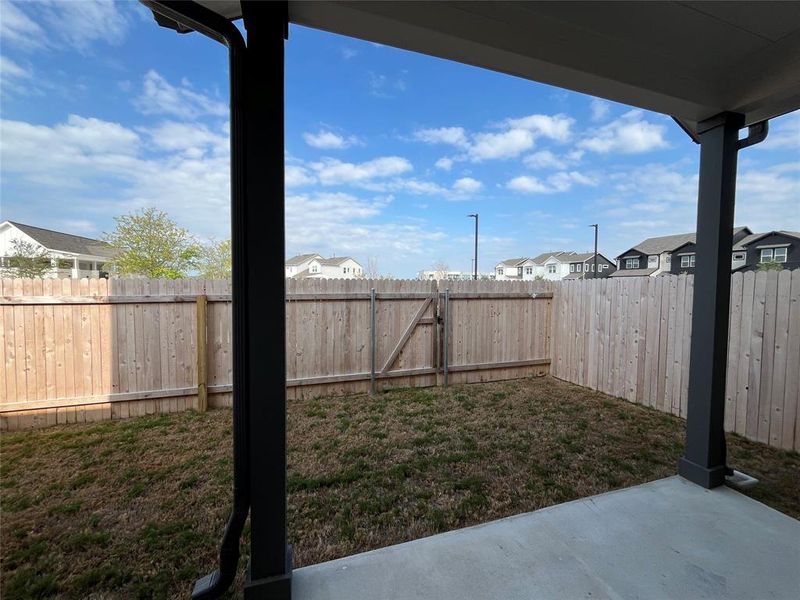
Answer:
[0,277,553,430]
[550,271,800,452]
[1,272,797,452]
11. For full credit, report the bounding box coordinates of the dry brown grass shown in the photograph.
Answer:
[1,376,797,599]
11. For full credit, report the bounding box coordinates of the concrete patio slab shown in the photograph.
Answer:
[293,476,800,600]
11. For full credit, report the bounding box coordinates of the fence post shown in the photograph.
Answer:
[370,287,376,395]
[443,288,450,387]
[196,294,208,412]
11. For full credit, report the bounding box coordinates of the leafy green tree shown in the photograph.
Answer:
[104,208,200,279]
[197,239,232,279]
[757,260,783,272]
[1,239,53,278]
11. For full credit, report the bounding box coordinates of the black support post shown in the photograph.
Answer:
[241,2,292,598]
[678,112,744,489]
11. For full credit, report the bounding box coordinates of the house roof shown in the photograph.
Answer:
[498,258,529,268]
[285,253,322,266]
[320,256,358,266]
[530,251,577,265]
[621,227,752,258]
[179,2,800,134]
[5,221,117,258]
[609,268,658,278]
[733,231,800,250]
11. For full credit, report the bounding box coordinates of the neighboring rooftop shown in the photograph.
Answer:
[4,221,117,258]
[623,227,752,257]
[285,253,322,266]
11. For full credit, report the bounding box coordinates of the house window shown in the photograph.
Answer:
[525,266,533,275]
[648,255,658,267]
[576,263,582,272]
[732,252,745,261]
[517,267,523,276]
[680,255,695,268]
[570,264,575,272]
[625,258,639,269]
[666,254,671,264]
[761,247,788,263]
[498,267,504,275]
[548,264,557,274]
[590,264,595,271]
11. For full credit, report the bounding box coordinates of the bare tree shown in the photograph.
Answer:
[364,256,380,279]
[432,260,449,280]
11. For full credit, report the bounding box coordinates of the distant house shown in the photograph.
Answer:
[495,251,615,281]
[562,252,617,279]
[670,229,800,275]
[0,221,117,278]
[612,227,752,277]
[285,253,363,279]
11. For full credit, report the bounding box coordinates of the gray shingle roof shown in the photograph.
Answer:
[733,231,800,250]
[530,251,579,264]
[285,253,322,266]
[498,257,529,267]
[320,256,357,266]
[622,227,751,258]
[8,221,117,258]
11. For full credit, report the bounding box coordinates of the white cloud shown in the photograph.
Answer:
[506,171,595,194]
[1,0,129,53]
[452,177,483,194]
[579,110,669,154]
[435,157,454,171]
[504,113,574,142]
[413,113,573,163]
[755,111,799,151]
[286,165,315,188]
[0,2,47,50]
[413,127,469,148]
[303,130,359,150]
[0,55,35,96]
[133,70,227,120]
[590,98,611,122]
[523,150,568,170]
[143,121,228,156]
[469,129,534,161]
[341,47,358,60]
[309,156,412,185]
[368,72,407,98]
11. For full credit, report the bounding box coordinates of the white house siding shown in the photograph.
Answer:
[0,223,109,278]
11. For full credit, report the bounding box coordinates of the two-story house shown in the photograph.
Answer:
[612,227,752,278]
[285,253,364,279]
[669,229,800,274]
[0,220,117,278]
[563,252,617,279]
[494,257,537,280]
[496,251,617,281]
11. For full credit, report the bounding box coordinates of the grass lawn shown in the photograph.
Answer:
[1,376,798,599]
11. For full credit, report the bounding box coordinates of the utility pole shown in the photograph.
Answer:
[468,213,479,280]
[590,224,599,279]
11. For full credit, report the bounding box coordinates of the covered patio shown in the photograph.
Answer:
[295,477,800,600]
[139,2,800,599]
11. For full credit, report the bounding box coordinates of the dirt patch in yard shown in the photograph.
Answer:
[1,376,798,599]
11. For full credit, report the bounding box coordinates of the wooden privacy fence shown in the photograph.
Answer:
[550,271,800,451]
[0,278,554,430]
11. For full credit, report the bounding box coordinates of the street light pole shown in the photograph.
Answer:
[468,214,479,280]
[590,224,598,279]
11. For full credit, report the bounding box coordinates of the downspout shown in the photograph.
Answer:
[140,3,248,598]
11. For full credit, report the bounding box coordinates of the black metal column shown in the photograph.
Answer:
[241,2,292,598]
[678,112,744,489]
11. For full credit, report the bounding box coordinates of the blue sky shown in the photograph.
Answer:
[1,1,798,278]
